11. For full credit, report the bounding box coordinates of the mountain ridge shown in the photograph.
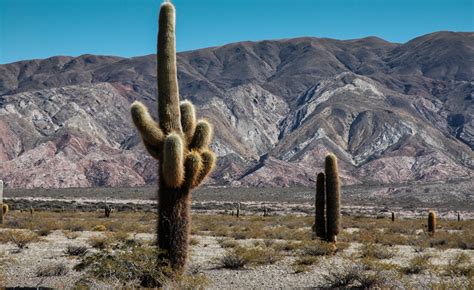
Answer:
[0,31,472,188]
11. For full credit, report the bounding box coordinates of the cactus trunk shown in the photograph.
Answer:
[325,154,340,243]
[315,172,326,239]
[157,187,192,269]
[130,2,216,274]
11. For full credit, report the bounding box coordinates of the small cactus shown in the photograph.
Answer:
[325,154,341,244]
[428,211,436,235]
[391,212,395,222]
[457,211,461,222]
[30,207,34,217]
[315,172,326,240]
[236,202,241,218]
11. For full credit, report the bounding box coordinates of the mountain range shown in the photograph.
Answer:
[0,31,472,188]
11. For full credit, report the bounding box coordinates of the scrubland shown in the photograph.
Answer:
[0,209,472,288]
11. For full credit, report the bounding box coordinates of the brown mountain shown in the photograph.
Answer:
[0,31,472,188]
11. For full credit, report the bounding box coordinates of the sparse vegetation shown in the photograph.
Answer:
[36,263,69,277]
[65,245,88,256]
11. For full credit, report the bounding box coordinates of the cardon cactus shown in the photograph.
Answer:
[391,212,395,222]
[325,154,341,243]
[428,211,436,235]
[315,172,326,239]
[130,1,216,273]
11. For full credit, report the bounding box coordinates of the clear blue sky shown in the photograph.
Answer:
[0,0,473,64]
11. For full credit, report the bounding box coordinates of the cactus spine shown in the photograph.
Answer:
[315,172,326,239]
[428,211,436,235]
[0,180,3,224]
[130,1,216,273]
[325,154,340,244]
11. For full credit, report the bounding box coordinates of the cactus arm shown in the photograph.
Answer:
[180,101,196,143]
[158,2,182,134]
[131,101,164,147]
[183,151,203,188]
[189,120,213,151]
[194,149,216,187]
[162,133,185,188]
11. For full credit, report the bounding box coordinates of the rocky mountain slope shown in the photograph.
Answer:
[0,31,472,188]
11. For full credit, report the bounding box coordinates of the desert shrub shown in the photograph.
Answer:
[402,254,432,275]
[300,240,335,256]
[92,225,107,232]
[8,230,39,250]
[88,235,111,250]
[293,255,319,266]
[360,243,397,259]
[320,260,397,288]
[271,241,301,253]
[218,245,282,269]
[320,262,365,287]
[219,250,247,269]
[217,238,238,249]
[65,245,88,257]
[235,246,282,266]
[36,262,69,277]
[62,230,80,240]
[444,253,472,277]
[74,244,174,287]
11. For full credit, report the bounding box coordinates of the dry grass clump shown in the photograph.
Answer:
[218,245,283,269]
[8,230,39,250]
[36,262,69,277]
[401,254,432,275]
[360,243,397,259]
[62,230,80,240]
[219,250,247,269]
[444,253,472,277]
[65,245,88,257]
[320,260,398,288]
[92,224,107,232]
[300,240,335,256]
[217,238,238,249]
[87,235,111,250]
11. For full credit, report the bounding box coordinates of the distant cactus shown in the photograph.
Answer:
[325,154,341,244]
[428,211,436,235]
[0,180,4,224]
[457,211,461,222]
[2,204,8,216]
[104,205,111,218]
[237,202,241,218]
[391,212,395,222]
[315,172,326,240]
[130,2,216,273]
[30,207,34,217]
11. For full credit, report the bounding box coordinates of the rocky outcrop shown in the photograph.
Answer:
[0,32,472,188]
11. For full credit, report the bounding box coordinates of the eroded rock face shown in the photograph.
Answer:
[0,32,472,188]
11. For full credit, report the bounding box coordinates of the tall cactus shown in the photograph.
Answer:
[0,180,3,224]
[130,1,216,273]
[315,172,326,239]
[428,210,436,235]
[325,154,340,243]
